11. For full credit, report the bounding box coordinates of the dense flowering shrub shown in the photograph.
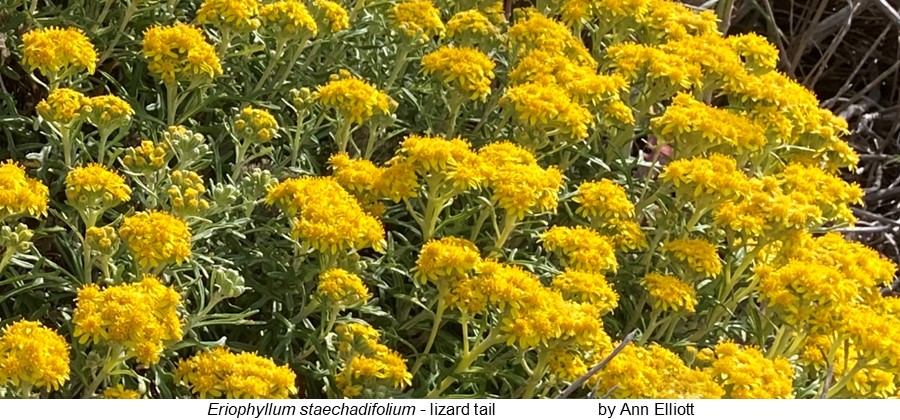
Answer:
[0,0,897,399]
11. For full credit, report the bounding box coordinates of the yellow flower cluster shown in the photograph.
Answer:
[123,140,170,173]
[510,50,630,112]
[574,179,634,221]
[699,341,793,398]
[266,176,385,253]
[729,33,779,73]
[103,385,141,399]
[636,0,718,41]
[65,164,132,210]
[641,273,697,313]
[551,269,619,315]
[87,95,134,133]
[415,237,481,284]
[85,226,120,256]
[652,93,767,156]
[593,343,723,398]
[502,82,594,140]
[335,323,412,397]
[0,320,70,391]
[329,153,419,204]
[399,135,485,191]
[663,238,722,277]
[259,0,318,39]
[0,161,49,221]
[197,0,262,32]
[478,142,562,219]
[801,332,898,398]
[235,106,279,143]
[73,275,183,365]
[168,170,210,216]
[446,10,498,40]
[421,46,495,100]
[310,0,349,33]
[142,23,223,83]
[661,154,750,204]
[317,268,371,307]
[21,26,97,78]
[508,9,593,66]
[119,211,192,269]
[176,347,297,398]
[391,0,445,39]
[315,70,394,124]
[541,226,618,273]
[36,88,91,126]
[607,42,702,95]
[470,261,612,350]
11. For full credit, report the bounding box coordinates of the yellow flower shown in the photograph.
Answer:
[661,154,751,203]
[446,10,498,39]
[594,343,724,398]
[415,237,481,283]
[0,320,70,391]
[574,179,634,222]
[606,42,702,92]
[259,0,318,39]
[637,0,718,41]
[484,160,563,219]
[235,106,279,143]
[73,276,183,365]
[21,26,97,78]
[119,210,192,269]
[86,95,134,133]
[167,170,210,217]
[266,176,385,253]
[652,93,767,155]
[701,341,794,399]
[729,33,779,73]
[390,0,444,39]
[315,70,394,124]
[502,82,593,140]
[0,161,50,220]
[330,152,382,194]
[421,46,495,100]
[663,238,722,277]
[65,163,132,209]
[197,0,262,32]
[541,226,618,273]
[310,0,349,33]
[508,9,594,66]
[36,88,91,126]
[335,324,412,396]
[551,269,619,315]
[142,23,223,83]
[317,268,371,307]
[85,225,120,256]
[176,347,297,398]
[123,140,170,173]
[103,385,141,399]
[641,273,697,312]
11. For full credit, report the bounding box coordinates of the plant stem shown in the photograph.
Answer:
[446,92,465,137]
[254,39,287,93]
[385,41,412,90]
[334,119,353,153]
[426,330,502,398]
[165,82,178,126]
[490,215,519,256]
[522,349,550,399]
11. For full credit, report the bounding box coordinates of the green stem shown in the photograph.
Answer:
[491,214,519,255]
[253,39,287,93]
[217,28,233,61]
[165,82,178,126]
[269,37,311,94]
[637,308,661,345]
[825,360,867,398]
[363,124,379,160]
[426,330,503,398]
[334,119,353,153]
[100,0,138,62]
[522,349,550,399]
[83,345,123,398]
[420,177,446,241]
[446,92,465,137]
[422,294,447,356]
[385,41,412,90]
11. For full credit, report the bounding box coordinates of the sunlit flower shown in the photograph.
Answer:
[641,273,697,312]
[391,0,444,40]
[142,23,223,83]
[0,161,50,220]
[65,164,132,210]
[21,26,97,79]
[176,347,297,398]
[0,320,70,391]
[197,0,262,33]
[119,211,192,269]
[421,46,495,100]
[315,70,394,124]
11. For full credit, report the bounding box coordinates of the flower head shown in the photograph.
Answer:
[235,106,279,143]
[446,10,498,40]
[123,141,170,173]
[641,273,697,312]
[415,237,481,283]
[73,275,183,365]
[119,211,192,269]
[86,95,134,133]
[663,238,722,277]
[701,341,794,398]
[21,26,97,79]
[502,82,593,140]
[36,88,90,126]
[317,268,371,307]
[168,170,210,217]
[574,179,634,222]
[102,385,141,399]
[142,23,223,83]
[197,0,262,32]
[310,0,349,33]
[541,226,618,273]
[421,46,495,100]
[65,164,132,210]
[315,70,394,124]
[0,161,49,221]
[176,347,297,398]
[259,0,318,39]
[0,320,70,391]
[391,0,444,40]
